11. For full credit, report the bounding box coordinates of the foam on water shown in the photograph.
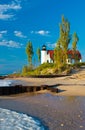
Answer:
[0,80,21,87]
[0,108,45,130]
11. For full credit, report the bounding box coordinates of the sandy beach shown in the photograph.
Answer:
[0,67,85,130]
[9,66,85,96]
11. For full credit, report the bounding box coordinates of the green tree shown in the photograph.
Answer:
[22,65,28,74]
[54,41,63,70]
[36,47,41,63]
[26,41,34,66]
[59,15,71,63]
[72,32,79,62]
[72,32,79,51]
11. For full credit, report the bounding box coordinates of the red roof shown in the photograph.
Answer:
[47,50,54,60]
[47,50,81,60]
[67,50,82,59]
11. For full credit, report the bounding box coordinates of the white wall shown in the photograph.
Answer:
[41,50,53,64]
[41,50,47,64]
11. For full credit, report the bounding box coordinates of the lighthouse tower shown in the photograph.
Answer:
[41,45,47,64]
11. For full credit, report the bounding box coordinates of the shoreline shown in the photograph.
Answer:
[5,67,85,96]
[0,68,85,129]
[0,94,85,130]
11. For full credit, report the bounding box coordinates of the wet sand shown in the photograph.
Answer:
[0,67,85,129]
[0,94,85,130]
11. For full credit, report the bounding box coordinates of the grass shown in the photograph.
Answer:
[22,63,54,76]
[8,62,85,77]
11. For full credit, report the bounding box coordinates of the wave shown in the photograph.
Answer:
[0,108,45,130]
[0,80,21,87]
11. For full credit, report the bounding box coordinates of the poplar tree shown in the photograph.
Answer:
[54,42,63,70]
[36,47,41,63]
[72,32,79,51]
[72,32,79,62]
[59,15,71,63]
[54,15,71,71]
[26,41,34,66]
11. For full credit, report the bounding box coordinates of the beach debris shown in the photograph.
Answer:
[80,125,83,128]
[61,123,64,127]
[78,115,81,118]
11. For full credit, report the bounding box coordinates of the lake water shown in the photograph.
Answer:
[0,79,24,87]
[0,80,46,130]
[0,80,85,129]
[0,108,45,130]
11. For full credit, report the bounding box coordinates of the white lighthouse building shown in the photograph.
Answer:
[41,45,82,64]
[41,45,54,64]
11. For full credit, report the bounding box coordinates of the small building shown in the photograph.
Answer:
[67,50,82,64]
[41,45,82,64]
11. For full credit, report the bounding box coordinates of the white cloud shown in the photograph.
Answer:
[47,42,56,48]
[0,30,7,38]
[0,14,14,20]
[14,31,27,38]
[0,1,21,20]
[0,30,7,34]
[0,40,21,48]
[31,30,50,36]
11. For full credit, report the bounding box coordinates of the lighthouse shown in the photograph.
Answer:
[41,45,54,64]
[41,45,47,64]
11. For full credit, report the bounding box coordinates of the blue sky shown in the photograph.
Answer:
[0,0,85,74]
